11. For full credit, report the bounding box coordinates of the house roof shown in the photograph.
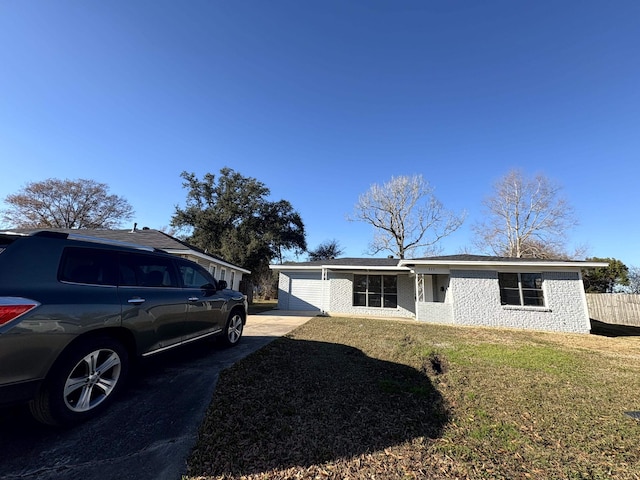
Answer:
[276,257,401,267]
[271,254,608,271]
[6,227,251,274]
[271,257,409,271]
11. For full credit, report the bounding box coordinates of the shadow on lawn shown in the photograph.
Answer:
[188,337,449,477]
[590,319,640,337]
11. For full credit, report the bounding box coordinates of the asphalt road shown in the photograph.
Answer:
[0,313,312,480]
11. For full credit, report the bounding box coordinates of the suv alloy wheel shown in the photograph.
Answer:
[29,336,129,426]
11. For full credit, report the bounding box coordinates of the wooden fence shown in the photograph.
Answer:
[586,294,640,327]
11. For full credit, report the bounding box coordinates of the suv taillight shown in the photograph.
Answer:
[0,298,40,327]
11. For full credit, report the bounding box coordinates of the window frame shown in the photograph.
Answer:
[498,272,545,307]
[176,258,217,290]
[353,274,398,309]
[58,247,119,286]
[117,252,179,288]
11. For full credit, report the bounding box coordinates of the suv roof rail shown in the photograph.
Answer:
[0,230,162,253]
[0,230,73,238]
[67,233,157,252]
[0,230,70,239]
[0,230,30,237]
[32,231,69,239]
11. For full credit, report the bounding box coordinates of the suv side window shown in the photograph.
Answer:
[178,260,216,289]
[118,253,179,288]
[59,247,118,286]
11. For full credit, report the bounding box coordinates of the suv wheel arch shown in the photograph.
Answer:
[29,334,131,426]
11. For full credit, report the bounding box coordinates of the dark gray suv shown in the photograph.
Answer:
[0,230,247,426]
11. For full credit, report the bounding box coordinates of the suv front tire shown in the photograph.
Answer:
[221,309,245,347]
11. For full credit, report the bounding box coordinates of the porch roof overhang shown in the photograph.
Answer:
[270,264,411,273]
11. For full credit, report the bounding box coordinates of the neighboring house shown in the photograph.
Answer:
[270,255,608,334]
[12,226,250,290]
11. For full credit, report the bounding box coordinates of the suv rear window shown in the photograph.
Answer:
[118,252,179,288]
[59,247,118,286]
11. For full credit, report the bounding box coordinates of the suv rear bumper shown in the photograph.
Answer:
[0,379,42,406]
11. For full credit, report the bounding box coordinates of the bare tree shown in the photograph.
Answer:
[348,175,465,259]
[472,170,578,258]
[1,178,134,229]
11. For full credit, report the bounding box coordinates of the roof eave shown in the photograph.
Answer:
[398,259,609,269]
[324,265,411,272]
[164,248,251,274]
[270,259,609,271]
[270,264,411,272]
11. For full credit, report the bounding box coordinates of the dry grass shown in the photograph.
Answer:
[186,317,640,479]
[248,299,279,315]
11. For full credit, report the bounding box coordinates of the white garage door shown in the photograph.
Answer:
[288,272,323,311]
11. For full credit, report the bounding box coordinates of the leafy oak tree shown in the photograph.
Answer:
[171,168,306,282]
[473,170,578,258]
[1,178,134,229]
[582,257,629,293]
[349,174,465,259]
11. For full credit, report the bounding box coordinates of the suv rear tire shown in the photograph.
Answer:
[29,336,129,426]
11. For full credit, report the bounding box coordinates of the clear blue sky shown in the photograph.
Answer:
[1,1,639,266]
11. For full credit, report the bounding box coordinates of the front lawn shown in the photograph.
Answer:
[186,317,640,479]
[247,299,278,315]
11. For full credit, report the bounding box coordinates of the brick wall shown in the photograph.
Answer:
[417,302,454,323]
[328,272,415,318]
[449,269,590,333]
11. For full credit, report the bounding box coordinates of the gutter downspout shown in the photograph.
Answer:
[413,269,419,320]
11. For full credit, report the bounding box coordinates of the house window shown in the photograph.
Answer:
[220,268,226,281]
[208,264,216,278]
[230,271,236,289]
[353,274,397,308]
[498,272,544,306]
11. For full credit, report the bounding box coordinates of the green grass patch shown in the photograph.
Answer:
[443,343,583,375]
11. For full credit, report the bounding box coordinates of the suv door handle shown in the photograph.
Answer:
[188,297,199,302]
[128,297,146,305]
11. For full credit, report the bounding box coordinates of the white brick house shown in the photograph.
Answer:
[270,255,607,333]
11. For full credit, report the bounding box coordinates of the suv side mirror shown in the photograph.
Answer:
[217,280,227,291]
[201,283,217,297]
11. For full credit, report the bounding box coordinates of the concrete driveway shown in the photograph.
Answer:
[0,312,314,480]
